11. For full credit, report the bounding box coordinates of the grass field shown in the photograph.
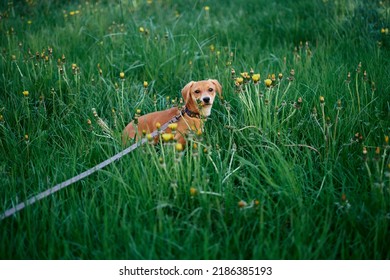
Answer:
[0,0,389,259]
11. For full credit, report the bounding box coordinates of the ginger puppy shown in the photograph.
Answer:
[122,79,222,145]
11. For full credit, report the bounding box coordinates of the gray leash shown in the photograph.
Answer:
[0,113,182,221]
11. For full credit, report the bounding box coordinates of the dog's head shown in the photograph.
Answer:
[181,79,222,117]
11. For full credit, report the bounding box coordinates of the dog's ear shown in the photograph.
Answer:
[181,81,195,102]
[209,79,222,99]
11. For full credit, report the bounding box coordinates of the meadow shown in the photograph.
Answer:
[0,0,389,259]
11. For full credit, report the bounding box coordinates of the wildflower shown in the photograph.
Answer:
[385,135,389,145]
[238,200,247,208]
[139,27,145,33]
[288,69,295,81]
[168,123,178,131]
[209,44,215,52]
[143,81,148,88]
[235,77,244,85]
[278,73,283,80]
[119,72,125,79]
[27,20,32,25]
[319,96,325,103]
[240,72,250,79]
[162,133,174,142]
[204,6,210,11]
[190,187,198,196]
[231,68,236,79]
[87,119,92,125]
[175,143,183,152]
[146,134,153,141]
[22,90,29,97]
[254,200,260,206]
[337,99,342,109]
[24,134,29,141]
[264,79,272,87]
[69,11,75,16]
[155,122,161,129]
[252,74,260,83]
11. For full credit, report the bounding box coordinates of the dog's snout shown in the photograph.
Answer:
[203,97,211,104]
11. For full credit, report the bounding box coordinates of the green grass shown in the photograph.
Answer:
[0,0,389,259]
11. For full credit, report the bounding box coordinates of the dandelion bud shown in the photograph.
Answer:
[231,68,236,78]
[238,200,247,208]
[319,96,325,103]
[143,81,148,88]
[385,135,389,145]
[22,90,29,97]
[190,187,198,196]
[139,27,145,33]
[375,147,380,155]
[119,72,125,79]
[155,122,161,129]
[278,73,283,80]
[24,134,29,141]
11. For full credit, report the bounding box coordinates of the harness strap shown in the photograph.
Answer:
[0,112,183,221]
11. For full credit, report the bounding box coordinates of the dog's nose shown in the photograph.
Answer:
[203,97,210,104]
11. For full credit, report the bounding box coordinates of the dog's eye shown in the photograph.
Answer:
[194,90,201,94]
[208,88,214,92]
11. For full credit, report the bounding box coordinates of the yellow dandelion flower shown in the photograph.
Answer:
[264,79,272,87]
[24,134,29,141]
[119,72,125,79]
[162,133,173,142]
[252,74,260,83]
[69,11,75,16]
[27,20,32,25]
[155,122,161,129]
[136,109,141,114]
[139,27,145,33]
[319,96,325,103]
[146,134,153,141]
[168,123,178,131]
[240,72,250,79]
[385,135,389,144]
[175,143,183,152]
[204,6,210,11]
[23,90,29,97]
[235,77,244,85]
[143,81,148,88]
